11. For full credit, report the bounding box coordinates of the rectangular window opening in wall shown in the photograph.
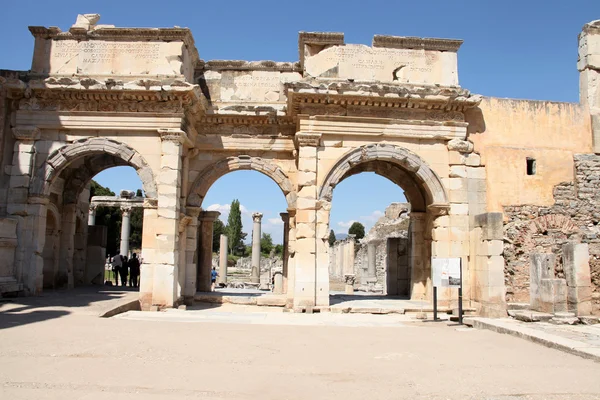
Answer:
[526,158,536,175]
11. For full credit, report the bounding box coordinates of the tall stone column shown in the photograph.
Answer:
[58,203,77,289]
[198,211,220,292]
[409,212,427,301]
[280,212,289,292]
[218,234,228,285]
[251,212,263,284]
[88,205,97,225]
[182,206,201,305]
[367,241,377,284]
[119,206,131,257]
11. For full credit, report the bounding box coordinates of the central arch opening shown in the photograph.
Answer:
[320,144,449,309]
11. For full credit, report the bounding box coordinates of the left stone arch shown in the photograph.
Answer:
[30,137,158,199]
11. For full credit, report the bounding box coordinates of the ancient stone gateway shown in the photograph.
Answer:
[1,15,599,316]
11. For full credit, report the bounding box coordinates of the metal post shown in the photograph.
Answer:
[458,287,463,325]
[458,257,463,325]
[433,286,438,321]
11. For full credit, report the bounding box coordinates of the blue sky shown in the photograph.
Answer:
[2,1,599,243]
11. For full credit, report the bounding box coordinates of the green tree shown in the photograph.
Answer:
[274,244,284,256]
[348,222,365,240]
[226,199,243,255]
[212,218,225,251]
[328,229,336,246]
[260,233,273,255]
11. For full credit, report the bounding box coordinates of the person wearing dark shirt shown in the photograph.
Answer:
[119,256,129,287]
[129,253,140,288]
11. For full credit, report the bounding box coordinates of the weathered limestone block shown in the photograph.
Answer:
[530,253,555,310]
[539,278,568,314]
[562,242,593,315]
[447,139,473,153]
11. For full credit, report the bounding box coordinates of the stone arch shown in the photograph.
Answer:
[31,137,158,199]
[187,155,295,208]
[512,214,579,249]
[318,143,449,212]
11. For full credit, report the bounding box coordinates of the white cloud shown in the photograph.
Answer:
[359,210,384,223]
[267,218,283,226]
[337,220,356,229]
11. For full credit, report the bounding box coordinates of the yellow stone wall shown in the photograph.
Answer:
[469,97,592,212]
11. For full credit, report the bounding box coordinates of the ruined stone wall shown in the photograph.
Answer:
[503,154,600,312]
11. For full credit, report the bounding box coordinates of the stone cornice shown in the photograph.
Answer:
[28,25,200,67]
[199,60,301,72]
[11,77,206,115]
[286,81,482,115]
[372,35,463,52]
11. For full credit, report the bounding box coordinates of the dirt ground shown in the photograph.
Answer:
[1,288,600,400]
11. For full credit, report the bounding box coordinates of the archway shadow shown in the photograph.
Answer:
[0,285,138,330]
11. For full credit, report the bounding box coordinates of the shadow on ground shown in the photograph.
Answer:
[0,285,139,330]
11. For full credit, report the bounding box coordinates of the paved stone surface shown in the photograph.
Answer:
[2,290,600,399]
[468,317,600,362]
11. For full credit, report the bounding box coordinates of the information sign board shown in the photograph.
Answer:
[432,258,462,288]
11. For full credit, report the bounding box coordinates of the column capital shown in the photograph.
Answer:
[89,204,98,212]
[158,128,194,147]
[295,132,321,147]
[12,126,40,141]
[120,206,132,216]
[199,210,220,222]
[280,212,289,223]
[252,212,263,223]
[427,204,449,216]
[143,198,158,209]
[185,206,202,218]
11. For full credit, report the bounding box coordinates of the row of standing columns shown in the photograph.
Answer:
[200,210,290,293]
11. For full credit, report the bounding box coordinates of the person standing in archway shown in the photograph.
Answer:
[111,253,122,286]
[120,256,129,287]
[129,253,140,288]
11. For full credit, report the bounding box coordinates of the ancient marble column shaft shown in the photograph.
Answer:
[251,212,263,284]
[367,242,377,283]
[280,212,289,292]
[198,211,220,292]
[119,206,131,257]
[218,234,228,285]
[88,205,96,226]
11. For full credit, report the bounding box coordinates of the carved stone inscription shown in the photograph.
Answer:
[304,44,457,85]
[205,70,302,103]
[43,39,183,76]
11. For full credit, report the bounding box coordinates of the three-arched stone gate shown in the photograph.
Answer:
[0,14,509,316]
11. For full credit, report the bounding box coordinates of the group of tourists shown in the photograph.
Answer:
[108,253,141,287]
